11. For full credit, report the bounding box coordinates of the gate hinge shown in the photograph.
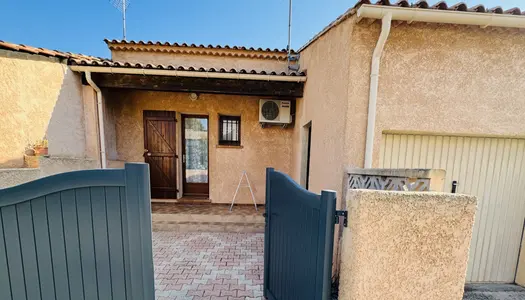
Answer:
[335,210,348,227]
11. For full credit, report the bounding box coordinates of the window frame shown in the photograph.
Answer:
[218,115,241,146]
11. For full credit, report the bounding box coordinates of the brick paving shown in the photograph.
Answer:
[153,231,264,300]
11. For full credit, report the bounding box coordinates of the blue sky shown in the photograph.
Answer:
[1,0,523,58]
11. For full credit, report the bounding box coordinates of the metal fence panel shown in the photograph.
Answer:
[264,167,336,300]
[0,163,154,300]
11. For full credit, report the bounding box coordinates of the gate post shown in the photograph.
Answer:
[338,190,476,300]
[123,163,155,300]
[318,190,336,300]
[263,167,274,299]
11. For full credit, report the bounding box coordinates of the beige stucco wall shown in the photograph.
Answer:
[82,86,101,161]
[298,16,525,193]
[102,90,118,161]
[0,156,98,188]
[111,48,289,73]
[339,189,476,300]
[292,17,354,201]
[346,21,525,168]
[0,168,40,188]
[105,89,292,203]
[0,50,87,167]
[38,156,99,177]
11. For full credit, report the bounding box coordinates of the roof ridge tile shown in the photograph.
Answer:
[104,38,295,54]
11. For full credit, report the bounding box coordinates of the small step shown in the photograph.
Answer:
[152,221,265,233]
[152,213,264,224]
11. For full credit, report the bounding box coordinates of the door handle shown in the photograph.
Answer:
[146,152,152,156]
[182,154,186,163]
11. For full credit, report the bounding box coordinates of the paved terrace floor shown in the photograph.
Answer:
[151,223,525,299]
[153,231,264,300]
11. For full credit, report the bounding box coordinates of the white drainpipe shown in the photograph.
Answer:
[364,12,392,168]
[85,71,107,169]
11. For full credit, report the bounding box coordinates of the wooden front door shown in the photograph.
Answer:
[143,111,177,199]
[182,115,209,197]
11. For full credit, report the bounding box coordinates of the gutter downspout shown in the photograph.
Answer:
[85,71,107,169]
[364,12,392,168]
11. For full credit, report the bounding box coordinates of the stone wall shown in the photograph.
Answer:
[339,189,476,300]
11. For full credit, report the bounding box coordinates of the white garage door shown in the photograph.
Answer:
[380,133,525,283]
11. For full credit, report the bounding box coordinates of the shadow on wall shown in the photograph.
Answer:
[45,66,86,159]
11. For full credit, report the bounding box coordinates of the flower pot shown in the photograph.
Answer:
[34,147,48,156]
[25,148,35,156]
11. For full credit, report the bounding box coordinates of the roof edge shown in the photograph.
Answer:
[104,39,296,55]
[69,64,307,82]
[298,8,356,52]
[68,58,306,78]
[298,1,525,53]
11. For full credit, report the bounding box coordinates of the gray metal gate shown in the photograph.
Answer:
[263,168,336,300]
[0,163,155,300]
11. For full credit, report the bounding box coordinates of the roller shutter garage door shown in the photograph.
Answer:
[380,133,525,283]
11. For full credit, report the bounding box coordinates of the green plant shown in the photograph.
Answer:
[33,139,48,149]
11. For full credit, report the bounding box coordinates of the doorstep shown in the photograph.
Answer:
[151,197,211,204]
[151,202,265,233]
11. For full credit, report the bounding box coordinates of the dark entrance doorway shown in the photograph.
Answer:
[181,115,209,197]
[143,110,177,199]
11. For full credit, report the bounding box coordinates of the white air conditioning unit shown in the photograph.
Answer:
[259,99,292,124]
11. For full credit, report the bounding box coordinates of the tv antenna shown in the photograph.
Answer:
[110,0,130,40]
[286,0,300,73]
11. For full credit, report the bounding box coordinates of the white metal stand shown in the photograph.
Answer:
[230,170,258,211]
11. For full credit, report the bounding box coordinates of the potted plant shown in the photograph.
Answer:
[33,139,48,156]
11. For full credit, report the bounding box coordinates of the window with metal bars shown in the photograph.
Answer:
[219,115,241,146]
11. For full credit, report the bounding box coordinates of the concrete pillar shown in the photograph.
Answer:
[339,190,476,300]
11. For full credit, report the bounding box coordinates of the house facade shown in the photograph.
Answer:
[2,0,525,285]
[79,40,304,204]
[0,39,304,205]
[291,2,525,284]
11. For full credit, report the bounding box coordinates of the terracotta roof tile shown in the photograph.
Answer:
[104,39,295,54]
[353,0,525,15]
[0,40,103,61]
[299,1,525,51]
[1,40,304,77]
[68,58,306,76]
[489,6,503,14]
[449,2,467,11]
[1,40,68,58]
